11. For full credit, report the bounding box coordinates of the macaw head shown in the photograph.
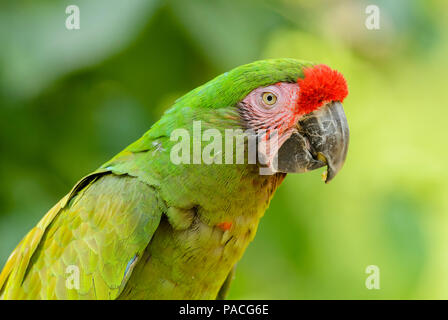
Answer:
[238,62,349,182]
[173,58,349,182]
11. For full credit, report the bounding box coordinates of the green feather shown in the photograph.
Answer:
[0,59,314,299]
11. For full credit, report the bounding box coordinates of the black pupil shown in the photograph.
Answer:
[267,95,272,101]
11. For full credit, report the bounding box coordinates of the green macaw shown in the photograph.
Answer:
[0,59,349,299]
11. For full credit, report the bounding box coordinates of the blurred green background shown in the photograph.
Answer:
[1,0,447,299]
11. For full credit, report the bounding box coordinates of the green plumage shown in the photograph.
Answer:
[0,59,313,299]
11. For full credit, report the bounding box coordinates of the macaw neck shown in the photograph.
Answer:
[103,133,286,227]
[158,162,286,224]
[102,105,286,229]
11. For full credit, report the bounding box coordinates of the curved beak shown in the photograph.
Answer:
[274,101,349,183]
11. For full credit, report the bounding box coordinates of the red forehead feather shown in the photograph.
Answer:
[296,64,348,114]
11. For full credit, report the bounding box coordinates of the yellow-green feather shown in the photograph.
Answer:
[0,174,164,299]
[1,59,313,299]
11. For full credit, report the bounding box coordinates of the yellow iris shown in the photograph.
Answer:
[262,92,277,105]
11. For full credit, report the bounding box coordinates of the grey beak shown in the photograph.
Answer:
[275,101,349,183]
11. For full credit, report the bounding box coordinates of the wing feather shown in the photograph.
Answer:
[0,172,164,299]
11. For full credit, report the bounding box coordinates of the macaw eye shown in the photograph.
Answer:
[262,92,277,105]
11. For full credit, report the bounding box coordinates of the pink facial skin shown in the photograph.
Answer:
[239,82,302,165]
